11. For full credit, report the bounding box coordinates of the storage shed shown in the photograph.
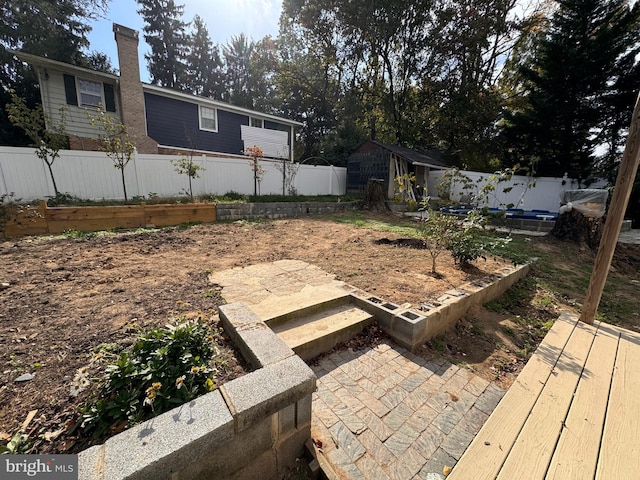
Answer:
[347,140,451,200]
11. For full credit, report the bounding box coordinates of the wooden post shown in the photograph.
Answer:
[579,92,640,324]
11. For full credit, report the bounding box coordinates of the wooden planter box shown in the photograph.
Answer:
[2,201,217,238]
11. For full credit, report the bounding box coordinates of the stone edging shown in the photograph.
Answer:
[350,262,533,350]
[215,201,359,221]
[78,304,316,480]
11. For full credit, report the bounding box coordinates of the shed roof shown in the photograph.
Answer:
[356,140,451,169]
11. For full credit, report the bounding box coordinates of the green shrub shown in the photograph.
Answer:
[79,317,219,437]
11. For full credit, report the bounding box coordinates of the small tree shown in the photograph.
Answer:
[90,106,136,202]
[418,205,459,274]
[6,91,68,197]
[245,145,266,196]
[273,159,300,196]
[171,154,204,199]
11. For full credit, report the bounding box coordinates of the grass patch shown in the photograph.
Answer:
[332,212,422,237]
[485,277,536,313]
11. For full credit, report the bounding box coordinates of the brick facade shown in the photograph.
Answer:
[113,24,158,154]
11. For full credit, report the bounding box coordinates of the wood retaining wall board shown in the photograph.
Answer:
[2,202,217,238]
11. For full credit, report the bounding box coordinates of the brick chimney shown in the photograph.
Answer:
[113,23,158,154]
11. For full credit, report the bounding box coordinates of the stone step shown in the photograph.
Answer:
[261,288,354,328]
[272,303,374,361]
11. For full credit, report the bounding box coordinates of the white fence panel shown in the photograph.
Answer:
[428,169,583,212]
[55,150,140,200]
[294,164,346,196]
[0,147,347,201]
[0,148,52,200]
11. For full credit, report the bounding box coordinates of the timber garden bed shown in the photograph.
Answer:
[1,194,361,238]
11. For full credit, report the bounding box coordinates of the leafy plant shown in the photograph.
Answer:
[79,316,219,437]
[418,208,459,274]
[393,172,418,203]
[47,193,83,206]
[273,159,301,196]
[6,90,68,197]
[90,105,136,202]
[245,145,266,196]
[0,432,32,455]
[172,155,204,199]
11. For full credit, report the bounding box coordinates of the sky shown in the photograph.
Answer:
[86,0,283,82]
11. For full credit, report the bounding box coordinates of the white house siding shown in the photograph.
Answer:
[240,125,289,159]
[0,147,347,201]
[34,66,121,138]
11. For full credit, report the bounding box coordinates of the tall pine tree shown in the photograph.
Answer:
[502,0,640,182]
[137,0,189,90]
[221,34,255,108]
[184,15,222,98]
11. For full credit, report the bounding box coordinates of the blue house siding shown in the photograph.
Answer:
[144,92,247,155]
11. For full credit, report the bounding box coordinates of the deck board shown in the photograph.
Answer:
[595,330,640,479]
[497,320,597,479]
[447,312,578,480]
[451,312,640,480]
[545,323,619,479]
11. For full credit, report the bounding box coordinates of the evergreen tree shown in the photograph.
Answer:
[137,0,190,90]
[184,15,223,98]
[221,34,255,108]
[502,0,640,182]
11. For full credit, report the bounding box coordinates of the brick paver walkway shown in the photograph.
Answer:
[310,341,505,480]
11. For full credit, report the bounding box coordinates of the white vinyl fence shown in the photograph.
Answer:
[427,169,606,212]
[0,147,347,201]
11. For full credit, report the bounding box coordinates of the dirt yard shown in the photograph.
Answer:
[1,211,637,454]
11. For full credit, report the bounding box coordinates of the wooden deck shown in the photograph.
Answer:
[449,311,640,480]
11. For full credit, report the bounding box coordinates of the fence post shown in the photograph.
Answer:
[201,154,207,196]
[132,147,142,199]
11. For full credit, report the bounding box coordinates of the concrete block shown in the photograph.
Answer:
[228,448,278,480]
[221,355,316,433]
[279,403,297,436]
[220,303,295,368]
[239,325,295,368]
[297,394,313,428]
[89,389,234,480]
[351,293,401,329]
[275,423,311,473]
[77,445,104,480]
[389,310,428,349]
[220,302,263,329]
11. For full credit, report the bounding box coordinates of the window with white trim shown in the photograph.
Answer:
[199,106,217,131]
[77,79,103,107]
[250,117,264,128]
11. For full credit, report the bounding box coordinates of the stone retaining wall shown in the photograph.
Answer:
[216,201,359,221]
[351,262,532,350]
[79,304,316,480]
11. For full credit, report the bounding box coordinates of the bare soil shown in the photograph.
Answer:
[1,211,638,455]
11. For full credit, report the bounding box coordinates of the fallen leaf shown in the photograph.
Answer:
[43,429,65,442]
[20,410,38,431]
[14,373,35,383]
[443,465,452,476]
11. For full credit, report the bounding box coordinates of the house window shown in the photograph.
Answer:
[250,117,263,128]
[200,106,217,131]
[78,79,103,107]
